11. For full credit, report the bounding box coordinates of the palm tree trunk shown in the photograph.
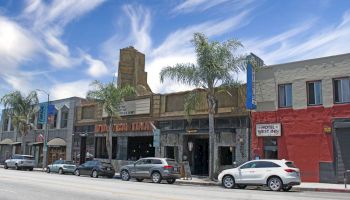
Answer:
[21,134,26,154]
[208,94,216,180]
[107,118,113,162]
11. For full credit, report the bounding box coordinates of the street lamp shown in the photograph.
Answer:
[36,89,49,170]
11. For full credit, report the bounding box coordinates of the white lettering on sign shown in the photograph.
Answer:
[102,98,150,117]
[256,123,281,137]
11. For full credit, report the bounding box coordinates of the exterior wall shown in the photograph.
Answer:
[252,53,350,182]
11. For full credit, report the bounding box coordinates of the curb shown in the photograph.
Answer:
[295,187,350,193]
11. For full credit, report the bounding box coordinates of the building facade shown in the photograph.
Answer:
[0,97,82,167]
[74,47,251,176]
[251,53,350,183]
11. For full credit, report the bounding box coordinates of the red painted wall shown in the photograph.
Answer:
[252,104,350,182]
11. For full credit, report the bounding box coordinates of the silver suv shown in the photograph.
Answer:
[4,154,35,171]
[120,157,181,184]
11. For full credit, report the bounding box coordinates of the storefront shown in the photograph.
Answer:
[47,138,66,164]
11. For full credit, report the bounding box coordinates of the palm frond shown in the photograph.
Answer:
[160,64,202,87]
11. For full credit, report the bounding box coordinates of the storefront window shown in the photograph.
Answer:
[95,137,107,159]
[165,146,176,159]
[219,146,234,165]
[263,137,278,159]
[172,120,184,130]
[127,136,154,161]
[199,119,209,129]
[159,121,171,130]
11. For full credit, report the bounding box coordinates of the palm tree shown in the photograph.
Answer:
[87,80,135,162]
[1,91,39,154]
[160,33,247,180]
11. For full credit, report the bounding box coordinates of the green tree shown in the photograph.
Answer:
[160,33,246,179]
[1,91,39,154]
[87,81,135,162]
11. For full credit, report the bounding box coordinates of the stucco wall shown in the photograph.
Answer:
[255,53,350,111]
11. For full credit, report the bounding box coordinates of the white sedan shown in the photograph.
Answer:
[218,159,301,191]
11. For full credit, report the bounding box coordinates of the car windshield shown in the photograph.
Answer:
[23,156,34,160]
[285,161,296,168]
[165,159,177,166]
[101,162,112,167]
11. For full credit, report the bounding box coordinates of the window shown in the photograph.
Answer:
[151,159,162,164]
[278,84,293,108]
[285,162,296,168]
[81,106,95,119]
[219,146,234,165]
[334,78,350,103]
[61,107,69,128]
[240,161,258,169]
[256,161,280,168]
[307,81,322,105]
[263,138,278,159]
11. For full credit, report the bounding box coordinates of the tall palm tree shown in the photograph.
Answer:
[1,91,39,154]
[160,33,247,180]
[87,80,135,162]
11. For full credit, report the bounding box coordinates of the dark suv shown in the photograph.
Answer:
[74,160,115,178]
[120,158,181,184]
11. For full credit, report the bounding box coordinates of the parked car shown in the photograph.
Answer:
[47,160,76,174]
[4,154,35,171]
[120,157,181,184]
[74,160,115,178]
[218,159,301,191]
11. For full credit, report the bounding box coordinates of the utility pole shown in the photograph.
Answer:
[37,89,50,170]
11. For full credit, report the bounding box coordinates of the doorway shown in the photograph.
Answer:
[193,138,209,175]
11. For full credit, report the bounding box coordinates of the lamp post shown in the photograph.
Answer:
[36,89,49,170]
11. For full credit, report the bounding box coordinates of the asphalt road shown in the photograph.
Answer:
[0,168,349,200]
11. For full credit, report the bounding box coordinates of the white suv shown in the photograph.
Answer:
[4,154,35,171]
[218,159,301,191]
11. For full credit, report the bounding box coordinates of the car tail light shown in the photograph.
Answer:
[284,169,296,173]
[163,165,173,169]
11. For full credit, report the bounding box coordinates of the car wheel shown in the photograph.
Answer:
[166,179,176,184]
[151,172,162,183]
[121,170,130,181]
[4,164,8,169]
[15,164,20,170]
[222,175,235,189]
[237,184,247,189]
[74,169,80,176]
[282,186,292,192]
[136,178,143,182]
[47,168,51,173]
[268,177,283,191]
[92,170,98,178]
[58,168,64,175]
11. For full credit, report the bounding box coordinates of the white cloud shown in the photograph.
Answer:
[122,4,152,53]
[147,10,252,93]
[244,10,350,65]
[173,0,229,14]
[50,80,92,100]
[84,54,109,78]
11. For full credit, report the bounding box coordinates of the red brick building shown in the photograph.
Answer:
[251,54,350,183]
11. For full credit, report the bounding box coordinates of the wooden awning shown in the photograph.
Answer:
[0,138,13,145]
[47,138,66,146]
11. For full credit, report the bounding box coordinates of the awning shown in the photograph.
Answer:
[28,142,43,146]
[0,138,14,145]
[11,142,22,145]
[47,138,66,147]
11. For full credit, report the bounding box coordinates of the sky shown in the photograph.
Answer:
[1,0,350,105]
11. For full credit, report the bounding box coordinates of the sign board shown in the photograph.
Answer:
[256,123,281,137]
[153,129,160,148]
[102,98,151,117]
[182,161,192,179]
[246,53,264,110]
[38,103,48,124]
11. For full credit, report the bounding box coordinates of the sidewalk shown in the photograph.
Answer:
[176,176,350,193]
[3,166,350,193]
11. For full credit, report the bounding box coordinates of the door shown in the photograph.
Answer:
[193,139,209,175]
[80,161,93,175]
[237,161,258,184]
[337,127,350,171]
[135,159,152,178]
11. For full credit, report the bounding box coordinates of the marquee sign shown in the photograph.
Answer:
[95,121,154,133]
[102,98,151,117]
[256,123,281,137]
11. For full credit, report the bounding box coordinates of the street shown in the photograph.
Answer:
[0,168,348,200]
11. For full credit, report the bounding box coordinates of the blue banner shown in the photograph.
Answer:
[246,53,263,110]
[38,103,56,124]
[153,129,160,148]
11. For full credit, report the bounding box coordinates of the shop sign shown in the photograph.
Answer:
[102,98,150,117]
[256,123,281,137]
[95,121,154,133]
